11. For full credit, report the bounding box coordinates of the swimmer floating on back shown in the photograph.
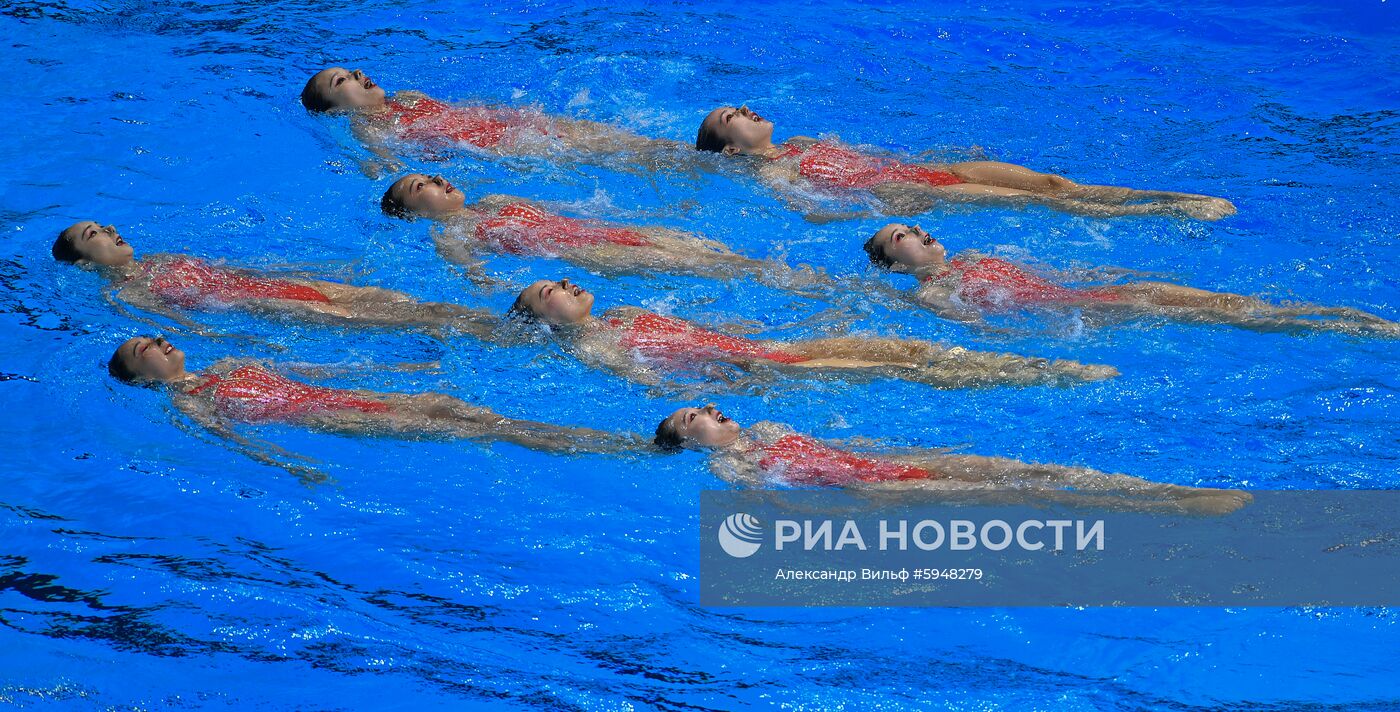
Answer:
[55,221,498,337]
[695,105,1236,221]
[109,336,641,477]
[864,223,1400,337]
[382,174,837,296]
[509,278,1118,389]
[301,67,681,168]
[656,405,1251,515]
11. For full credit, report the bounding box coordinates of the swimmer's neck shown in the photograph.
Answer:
[103,259,143,281]
[911,258,954,281]
[552,315,600,340]
[743,140,783,159]
[715,430,755,454]
[167,371,202,392]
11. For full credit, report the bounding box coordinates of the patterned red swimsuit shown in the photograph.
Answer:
[610,312,806,365]
[189,365,390,423]
[146,257,329,309]
[475,203,652,256]
[939,257,1118,308]
[385,98,547,149]
[776,142,963,189]
[758,434,934,486]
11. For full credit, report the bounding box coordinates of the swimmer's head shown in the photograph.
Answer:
[696,105,775,155]
[382,174,466,219]
[109,336,187,384]
[54,221,136,267]
[301,67,387,113]
[865,223,946,271]
[655,404,741,451]
[509,278,595,326]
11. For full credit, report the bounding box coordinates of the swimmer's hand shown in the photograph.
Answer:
[804,208,874,224]
[360,157,406,179]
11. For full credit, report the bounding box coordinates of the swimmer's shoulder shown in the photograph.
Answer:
[388,90,430,104]
[477,193,537,210]
[203,356,251,375]
[601,305,647,321]
[748,421,792,442]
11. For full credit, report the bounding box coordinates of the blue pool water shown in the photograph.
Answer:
[3,0,1399,707]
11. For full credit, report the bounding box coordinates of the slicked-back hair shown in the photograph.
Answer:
[863,234,895,269]
[52,232,83,263]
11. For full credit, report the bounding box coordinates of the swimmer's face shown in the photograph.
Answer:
[873,223,945,269]
[60,221,135,266]
[518,278,594,325]
[388,174,466,218]
[664,405,741,448]
[114,336,186,382]
[701,105,775,155]
[306,67,386,111]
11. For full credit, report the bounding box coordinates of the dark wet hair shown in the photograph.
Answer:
[653,415,684,452]
[863,233,894,269]
[300,74,334,113]
[506,289,541,324]
[695,117,727,154]
[107,348,139,383]
[52,231,82,263]
[380,182,410,219]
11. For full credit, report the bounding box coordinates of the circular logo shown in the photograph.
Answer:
[718,513,763,558]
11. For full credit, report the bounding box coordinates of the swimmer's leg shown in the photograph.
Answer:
[907,348,1118,388]
[1105,282,1400,336]
[947,161,1236,220]
[923,454,1251,514]
[399,394,641,454]
[779,337,1116,386]
[873,182,1196,219]
[779,336,936,365]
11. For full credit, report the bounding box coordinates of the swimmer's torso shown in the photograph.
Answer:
[456,199,654,257]
[134,255,330,309]
[718,422,936,487]
[383,95,551,149]
[923,254,1118,309]
[594,307,807,366]
[185,362,390,423]
[770,140,963,190]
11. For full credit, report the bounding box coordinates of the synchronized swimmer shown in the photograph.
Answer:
[301,67,681,166]
[654,404,1252,514]
[380,174,835,295]
[695,105,1237,221]
[507,278,1117,389]
[864,223,1400,336]
[55,221,499,337]
[109,336,641,466]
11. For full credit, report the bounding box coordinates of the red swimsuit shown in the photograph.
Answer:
[385,98,547,149]
[610,312,807,365]
[777,142,963,190]
[189,365,390,423]
[758,434,933,486]
[475,203,653,256]
[146,257,330,309]
[940,257,1118,309]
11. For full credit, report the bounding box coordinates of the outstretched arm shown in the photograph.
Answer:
[173,398,330,484]
[912,281,985,323]
[349,120,406,178]
[431,229,508,291]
